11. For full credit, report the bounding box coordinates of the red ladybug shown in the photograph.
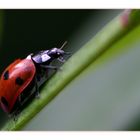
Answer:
[0,42,69,116]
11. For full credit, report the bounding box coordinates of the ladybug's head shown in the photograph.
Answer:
[47,41,70,62]
[48,48,65,58]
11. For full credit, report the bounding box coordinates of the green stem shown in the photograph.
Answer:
[2,9,140,130]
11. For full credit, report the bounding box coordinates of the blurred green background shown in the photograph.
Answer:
[3,10,140,130]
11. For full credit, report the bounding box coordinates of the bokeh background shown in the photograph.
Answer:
[2,10,140,130]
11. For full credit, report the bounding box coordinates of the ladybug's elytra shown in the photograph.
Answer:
[0,41,69,116]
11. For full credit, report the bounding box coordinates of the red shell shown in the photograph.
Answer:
[0,59,36,113]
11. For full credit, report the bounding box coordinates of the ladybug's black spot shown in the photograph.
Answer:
[15,77,24,86]
[1,97,8,107]
[3,70,9,80]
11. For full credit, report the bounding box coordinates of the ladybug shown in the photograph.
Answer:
[0,41,69,116]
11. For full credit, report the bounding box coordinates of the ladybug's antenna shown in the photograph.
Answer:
[60,41,68,50]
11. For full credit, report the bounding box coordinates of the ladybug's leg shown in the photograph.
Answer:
[35,76,40,98]
[8,113,12,118]
[57,56,66,63]
[40,65,60,71]
[18,94,22,105]
[58,51,71,63]
[13,110,20,121]
[9,109,20,121]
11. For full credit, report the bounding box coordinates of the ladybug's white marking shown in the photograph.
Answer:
[26,55,32,60]
[41,54,51,62]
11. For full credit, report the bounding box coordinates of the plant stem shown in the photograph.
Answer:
[2,9,140,130]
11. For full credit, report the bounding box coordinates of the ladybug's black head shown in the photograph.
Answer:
[47,41,70,62]
[48,48,65,58]
[47,47,70,63]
